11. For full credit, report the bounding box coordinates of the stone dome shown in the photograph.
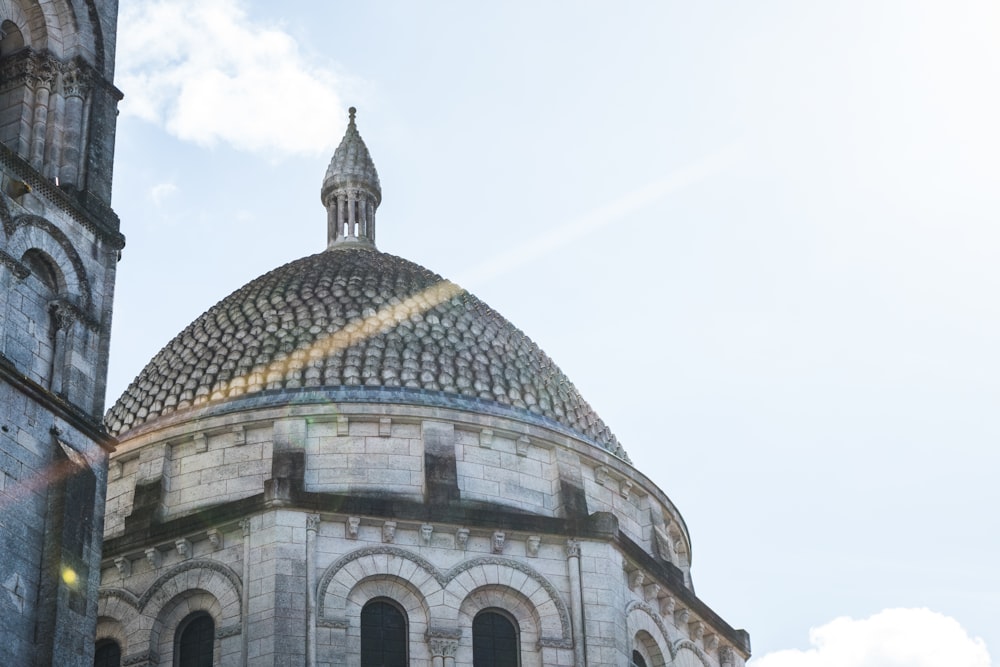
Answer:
[106,246,625,457]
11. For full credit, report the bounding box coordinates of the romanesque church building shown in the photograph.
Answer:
[1,2,749,666]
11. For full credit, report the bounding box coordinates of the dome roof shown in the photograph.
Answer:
[106,247,625,457]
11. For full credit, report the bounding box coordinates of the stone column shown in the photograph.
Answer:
[306,514,319,667]
[29,67,54,170]
[347,192,356,238]
[428,636,458,667]
[337,197,346,241]
[566,539,586,667]
[60,66,88,187]
[239,518,251,665]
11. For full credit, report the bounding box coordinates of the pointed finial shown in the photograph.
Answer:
[322,106,381,250]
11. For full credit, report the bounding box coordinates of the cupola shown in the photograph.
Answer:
[321,107,382,248]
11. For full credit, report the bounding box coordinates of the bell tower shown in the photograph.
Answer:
[0,1,122,665]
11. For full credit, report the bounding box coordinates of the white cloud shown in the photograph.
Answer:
[149,182,178,205]
[754,609,991,667]
[117,0,347,156]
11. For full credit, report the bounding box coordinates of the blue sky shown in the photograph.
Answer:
[108,1,999,663]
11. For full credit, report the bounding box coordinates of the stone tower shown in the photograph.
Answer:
[98,112,750,666]
[0,1,121,665]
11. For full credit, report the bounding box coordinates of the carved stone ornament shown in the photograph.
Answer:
[145,548,161,568]
[491,531,505,554]
[630,570,645,591]
[382,521,397,544]
[690,620,705,640]
[705,633,719,651]
[565,539,581,559]
[674,608,690,626]
[421,524,433,544]
[114,556,131,577]
[207,528,222,550]
[347,516,360,539]
[516,435,530,456]
[456,528,470,549]
[720,646,735,666]
[644,582,660,602]
[175,539,191,559]
[659,595,676,616]
[427,637,459,658]
[307,514,321,532]
[595,465,609,486]
[526,535,541,557]
[620,479,633,500]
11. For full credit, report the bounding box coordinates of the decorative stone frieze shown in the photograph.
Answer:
[674,608,690,626]
[145,548,161,568]
[347,517,360,539]
[421,524,433,544]
[630,570,645,591]
[114,557,130,577]
[491,531,505,554]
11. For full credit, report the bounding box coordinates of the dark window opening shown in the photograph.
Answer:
[93,640,121,667]
[361,599,407,666]
[473,610,519,667]
[176,612,214,667]
[632,650,649,667]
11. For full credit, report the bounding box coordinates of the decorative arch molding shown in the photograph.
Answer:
[96,588,140,659]
[672,638,713,667]
[137,559,243,617]
[0,0,41,50]
[7,213,92,310]
[626,599,676,655]
[447,557,572,646]
[318,545,442,624]
[0,0,87,59]
[316,546,573,648]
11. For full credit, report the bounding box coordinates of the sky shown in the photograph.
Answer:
[107,1,1000,663]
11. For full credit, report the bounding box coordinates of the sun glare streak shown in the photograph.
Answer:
[455,145,742,289]
[0,456,88,511]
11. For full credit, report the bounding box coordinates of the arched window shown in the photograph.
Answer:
[473,609,519,667]
[360,598,407,666]
[632,649,649,667]
[93,640,121,667]
[175,612,214,667]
